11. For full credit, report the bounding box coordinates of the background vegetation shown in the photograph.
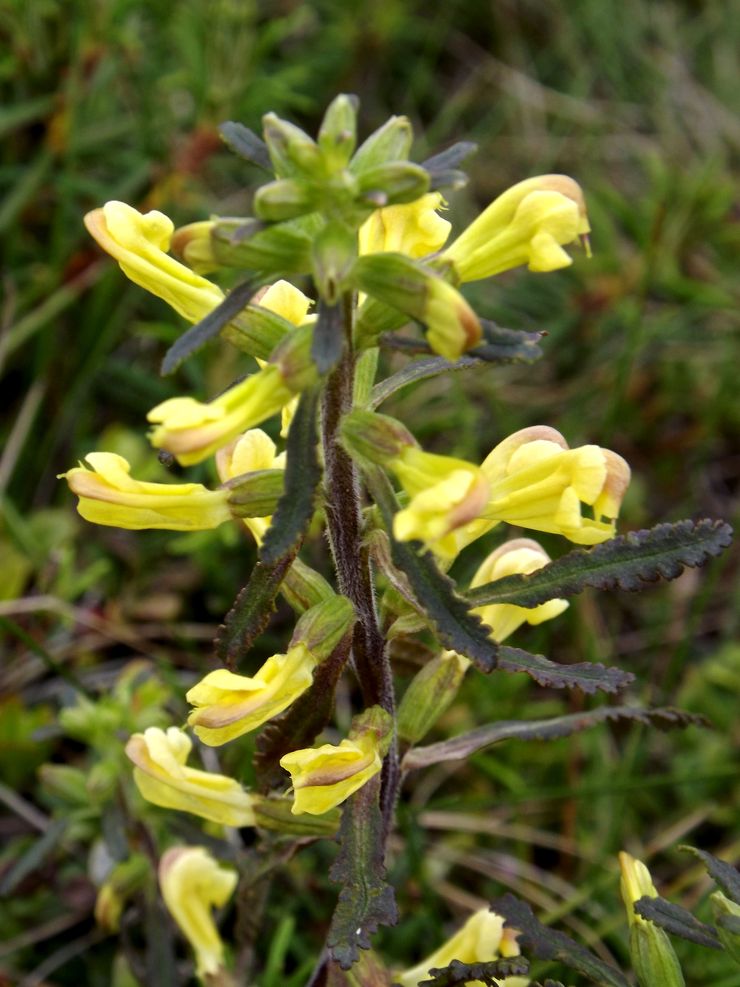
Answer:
[1,1,738,984]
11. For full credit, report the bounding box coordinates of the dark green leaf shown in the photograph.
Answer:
[255,631,353,790]
[403,706,706,771]
[498,646,634,693]
[473,321,544,364]
[417,957,529,987]
[366,468,498,672]
[369,355,485,408]
[219,121,273,171]
[312,300,345,375]
[421,141,478,192]
[215,389,321,666]
[260,387,322,565]
[493,894,631,987]
[467,520,733,610]
[679,846,740,904]
[633,896,722,949]
[328,774,398,969]
[0,819,66,896]
[161,277,260,374]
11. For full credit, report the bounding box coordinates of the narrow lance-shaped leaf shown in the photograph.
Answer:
[679,846,740,905]
[403,705,706,772]
[377,324,543,365]
[215,388,322,667]
[417,956,530,987]
[492,894,631,987]
[467,520,733,610]
[161,276,262,375]
[219,121,273,171]
[328,773,398,969]
[633,896,722,950]
[311,299,345,375]
[498,646,634,694]
[365,467,498,673]
[421,140,478,193]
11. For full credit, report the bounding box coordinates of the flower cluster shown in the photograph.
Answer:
[60,97,634,985]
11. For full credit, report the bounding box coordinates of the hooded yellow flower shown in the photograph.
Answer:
[85,202,224,322]
[125,726,255,826]
[279,734,383,816]
[186,644,316,746]
[481,426,631,546]
[396,908,528,987]
[159,846,236,980]
[390,446,491,559]
[359,192,451,258]
[470,538,569,641]
[444,174,590,282]
[61,452,231,530]
[216,429,286,544]
[147,363,294,467]
[619,852,685,987]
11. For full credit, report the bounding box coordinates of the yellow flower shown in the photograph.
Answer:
[359,192,451,258]
[396,908,528,987]
[470,538,569,641]
[147,363,294,466]
[159,846,236,980]
[389,446,491,559]
[619,852,685,987]
[424,276,482,360]
[480,426,631,545]
[186,644,317,746]
[125,726,255,826]
[280,733,382,815]
[279,708,390,816]
[216,428,286,544]
[85,202,224,322]
[443,175,590,282]
[61,452,231,530]
[619,852,659,927]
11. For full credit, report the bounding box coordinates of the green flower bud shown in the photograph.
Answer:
[281,558,336,613]
[350,115,414,173]
[254,179,318,223]
[38,764,89,804]
[291,595,356,660]
[224,468,284,518]
[340,408,416,468]
[357,162,430,207]
[269,322,320,391]
[711,891,740,966]
[619,852,685,987]
[398,651,469,744]
[252,794,340,836]
[312,221,357,303]
[170,221,218,274]
[318,93,359,171]
[263,112,324,178]
[211,218,313,274]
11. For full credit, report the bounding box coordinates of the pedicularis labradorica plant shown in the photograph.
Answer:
[61,96,735,986]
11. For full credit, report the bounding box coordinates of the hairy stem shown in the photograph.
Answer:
[320,296,399,835]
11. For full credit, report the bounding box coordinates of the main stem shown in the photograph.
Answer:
[320,295,399,833]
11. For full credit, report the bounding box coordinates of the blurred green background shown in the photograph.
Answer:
[1,1,739,984]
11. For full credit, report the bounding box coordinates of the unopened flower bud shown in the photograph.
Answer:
[312,221,357,303]
[318,93,358,171]
[254,178,318,223]
[269,322,321,391]
[618,851,685,987]
[251,794,340,836]
[350,115,413,173]
[340,409,416,468]
[291,595,356,659]
[262,112,324,178]
[95,854,149,933]
[224,469,284,519]
[38,764,89,804]
[357,162,430,207]
[397,650,469,744]
[211,218,313,275]
[710,891,740,965]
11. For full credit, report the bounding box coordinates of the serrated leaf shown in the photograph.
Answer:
[633,896,722,949]
[328,774,398,969]
[161,277,261,374]
[219,121,273,171]
[497,646,634,693]
[416,956,529,987]
[215,389,321,666]
[255,631,353,790]
[493,894,631,987]
[403,705,705,771]
[365,468,498,672]
[312,300,345,375]
[679,846,740,904]
[467,520,733,610]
